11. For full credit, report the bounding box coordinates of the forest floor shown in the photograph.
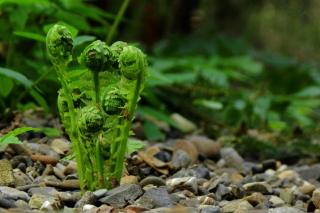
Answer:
[0,110,319,213]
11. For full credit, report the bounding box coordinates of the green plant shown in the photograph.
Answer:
[46,24,147,191]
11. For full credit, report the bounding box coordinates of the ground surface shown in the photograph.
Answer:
[0,110,319,213]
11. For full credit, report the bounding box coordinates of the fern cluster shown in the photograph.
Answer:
[46,24,147,191]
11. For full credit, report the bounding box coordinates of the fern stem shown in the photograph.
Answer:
[114,71,143,179]
[92,72,100,104]
[55,65,85,191]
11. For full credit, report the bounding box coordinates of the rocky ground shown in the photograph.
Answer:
[1,111,320,213]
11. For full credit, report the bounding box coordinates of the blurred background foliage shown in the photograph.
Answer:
[1,0,320,158]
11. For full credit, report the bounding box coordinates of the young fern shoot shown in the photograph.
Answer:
[46,24,147,191]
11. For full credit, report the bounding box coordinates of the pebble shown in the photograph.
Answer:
[75,191,96,208]
[120,175,139,185]
[174,140,198,163]
[220,148,245,172]
[31,154,59,165]
[0,186,30,201]
[280,188,294,205]
[269,206,305,213]
[93,188,108,198]
[188,135,221,158]
[13,168,32,186]
[167,177,198,194]
[278,170,299,180]
[45,179,80,189]
[299,181,315,195]
[140,187,172,208]
[215,184,232,200]
[295,164,320,181]
[28,194,61,210]
[140,176,166,187]
[243,182,272,194]
[0,159,14,186]
[221,199,253,213]
[171,149,192,169]
[243,192,265,206]
[28,187,59,196]
[199,205,220,213]
[0,194,17,208]
[269,195,285,207]
[63,161,77,175]
[50,138,70,155]
[312,188,320,209]
[99,184,143,207]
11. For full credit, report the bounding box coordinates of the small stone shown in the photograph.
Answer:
[120,175,139,185]
[154,150,171,163]
[50,138,70,155]
[0,194,17,208]
[262,159,277,170]
[142,187,172,208]
[200,205,220,213]
[222,200,253,213]
[15,199,30,209]
[28,187,59,196]
[171,149,192,169]
[82,204,97,212]
[174,140,198,163]
[0,186,30,201]
[215,184,232,201]
[13,168,32,186]
[220,148,245,172]
[188,135,221,158]
[0,159,14,186]
[278,170,299,180]
[140,176,166,187]
[269,206,304,213]
[29,194,61,210]
[243,182,272,194]
[134,195,155,209]
[295,164,320,181]
[280,188,294,205]
[269,195,285,207]
[166,177,198,194]
[99,184,143,208]
[93,188,108,198]
[125,205,150,213]
[312,188,320,209]
[299,181,315,195]
[243,192,265,206]
[194,167,210,179]
[63,161,77,175]
[230,172,244,184]
[75,191,96,208]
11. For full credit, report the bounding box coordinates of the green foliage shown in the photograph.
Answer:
[145,36,320,134]
[0,0,116,113]
[0,127,61,145]
[46,24,147,191]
